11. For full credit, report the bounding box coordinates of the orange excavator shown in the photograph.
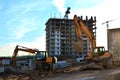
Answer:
[11,45,57,70]
[73,15,112,69]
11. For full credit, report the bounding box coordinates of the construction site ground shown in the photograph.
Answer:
[0,65,120,80]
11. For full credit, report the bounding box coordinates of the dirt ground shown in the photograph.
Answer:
[42,68,120,80]
[1,60,120,80]
[41,68,120,80]
[1,66,120,80]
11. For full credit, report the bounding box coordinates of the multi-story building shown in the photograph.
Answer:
[45,16,96,57]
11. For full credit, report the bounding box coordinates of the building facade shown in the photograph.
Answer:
[108,28,120,54]
[45,17,96,57]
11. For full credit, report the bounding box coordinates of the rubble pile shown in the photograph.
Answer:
[0,57,120,80]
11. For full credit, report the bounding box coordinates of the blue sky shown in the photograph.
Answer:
[0,0,56,44]
[0,0,120,56]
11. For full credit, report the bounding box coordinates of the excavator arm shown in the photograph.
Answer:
[73,15,84,52]
[73,15,96,59]
[11,45,38,66]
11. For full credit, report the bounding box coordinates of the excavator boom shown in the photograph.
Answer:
[11,45,38,65]
[73,15,96,55]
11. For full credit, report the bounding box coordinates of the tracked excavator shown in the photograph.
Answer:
[73,15,112,69]
[11,45,57,70]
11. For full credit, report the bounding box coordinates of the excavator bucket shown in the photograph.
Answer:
[73,39,85,52]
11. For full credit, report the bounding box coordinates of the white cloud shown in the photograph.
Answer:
[0,43,15,56]
[16,19,38,39]
[7,18,39,39]
[52,0,66,15]
[5,1,39,15]
[0,35,46,56]
[15,26,36,39]
[19,35,46,51]
[69,0,120,49]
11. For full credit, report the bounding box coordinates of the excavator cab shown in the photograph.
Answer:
[35,51,48,61]
[93,47,105,57]
[35,51,57,64]
[35,51,57,70]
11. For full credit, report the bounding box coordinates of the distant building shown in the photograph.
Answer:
[108,28,120,54]
[45,17,96,57]
[0,58,11,73]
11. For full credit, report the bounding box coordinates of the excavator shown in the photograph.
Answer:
[11,45,57,70]
[73,15,112,69]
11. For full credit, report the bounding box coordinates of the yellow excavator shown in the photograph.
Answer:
[11,45,57,70]
[73,15,112,69]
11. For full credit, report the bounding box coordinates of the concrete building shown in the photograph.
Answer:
[108,28,120,54]
[45,16,96,57]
